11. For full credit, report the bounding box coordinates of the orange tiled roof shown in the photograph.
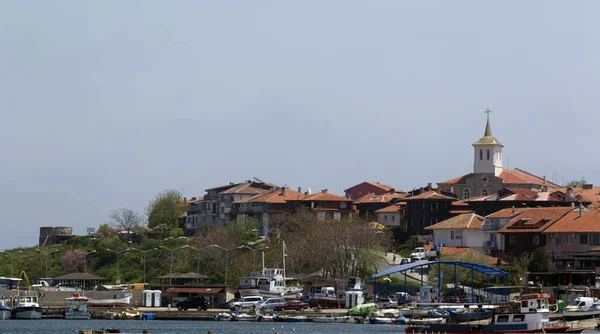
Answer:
[498,207,572,233]
[298,192,353,202]
[354,192,406,204]
[486,208,527,219]
[218,182,272,195]
[375,203,406,213]
[439,168,559,188]
[344,181,398,192]
[452,200,469,207]
[572,186,600,209]
[543,208,600,233]
[240,188,305,204]
[404,190,456,201]
[424,213,485,230]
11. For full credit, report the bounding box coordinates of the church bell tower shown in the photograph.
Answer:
[473,109,503,176]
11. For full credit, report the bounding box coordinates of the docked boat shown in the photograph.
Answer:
[88,293,132,307]
[563,296,600,320]
[115,310,141,320]
[64,292,92,320]
[449,307,493,322]
[312,315,350,323]
[286,315,307,322]
[405,317,444,325]
[0,299,12,320]
[215,312,232,321]
[406,293,580,333]
[13,293,42,319]
[231,312,255,321]
[255,313,276,322]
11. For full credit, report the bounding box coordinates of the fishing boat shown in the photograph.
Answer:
[449,307,493,322]
[405,293,580,333]
[88,293,132,307]
[563,296,600,320]
[238,242,302,299]
[13,272,42,319]
[0,298,12,320]
[312,315,350,323]
[64,292,92,320]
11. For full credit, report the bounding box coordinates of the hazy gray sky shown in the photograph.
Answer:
[1,1,599,250]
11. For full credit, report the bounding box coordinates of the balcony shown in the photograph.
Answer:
[554,265,595,272]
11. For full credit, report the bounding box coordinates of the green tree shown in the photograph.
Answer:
[564,178,587,188]
[528,247,552,273]
[109,208,143,242]
[146,189,185,230]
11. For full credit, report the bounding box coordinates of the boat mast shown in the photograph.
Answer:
[283,240,286,279]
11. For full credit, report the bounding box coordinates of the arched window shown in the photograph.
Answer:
[481,189,489,196]
[479,149,483,160]
[463,189,471,199]
[487,149,490,160]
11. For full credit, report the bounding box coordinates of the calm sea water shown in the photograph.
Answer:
[0,320,598,334]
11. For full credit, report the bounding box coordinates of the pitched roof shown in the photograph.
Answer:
[485,208,527,219]
[498,207,572,233]
[218,182,272,195]
[375,203,406,213]
[53,273,107,280]
[439,169,559,188]
[354,192,406,204]
[424,213,485,230]
[404,190,456,201]
[297,192,353,202]
[466,188,568,203]
[238,188,304,204]
[344,182,399,193]
[572,186,600,209]
[543,207,600,233]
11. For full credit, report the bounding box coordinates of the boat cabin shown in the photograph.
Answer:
[16,295,39,307]
[519,293,550,313]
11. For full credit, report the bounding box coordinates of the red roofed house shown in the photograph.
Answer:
[437,113,559,200]
[287,189,354,221]
[401,190,456,240]
[374,202,406,230]
[354,191,407,218]
[498,207,572,257]
[344,182,404,200]
[481,208,527,257]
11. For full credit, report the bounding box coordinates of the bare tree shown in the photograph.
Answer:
[109,208,143,242]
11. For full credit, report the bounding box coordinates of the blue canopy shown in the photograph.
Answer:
[370,260,507,280]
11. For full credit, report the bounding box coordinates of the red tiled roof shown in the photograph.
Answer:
[498,207,572,233]
[485,208,527,219]
[354,192,406,204]
[425,213,485,230]
[218,183,272,195]
[240,188,305,204]
[439,169,559,188]
[344,182,400,193]
[298,192,353,202]
[404,191,456,201]
[450,209,473,214]
[543,208,600,233]
[375,203,406,213]
[572,186,600,209]
[452,200,469,207]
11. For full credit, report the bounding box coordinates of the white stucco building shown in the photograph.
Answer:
[424,213,488,253]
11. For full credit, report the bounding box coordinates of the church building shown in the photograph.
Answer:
[438,110,559,200]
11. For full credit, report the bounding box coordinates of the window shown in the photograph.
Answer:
[532,235,540,245]
[513,314,525,322]
[509,235,517,244]
[497,315,509,323]
[555,236,560,246]
[463,189,471,199]
[479,149,483,160]
[592,234,600,245]
[391,215,395,221]
[430,202,434,211]
[580,234,589,245]
[486,149,490,160]
[384,215,388,221]
[435,202,439,211]
[422,202,425,210]
[567,234,571,245]
[451,231,455,240]
[481,189,488,196]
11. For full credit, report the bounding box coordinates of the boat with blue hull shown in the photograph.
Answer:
[64,292,92,320]
[0,299,12,320]
[449,307,492,322]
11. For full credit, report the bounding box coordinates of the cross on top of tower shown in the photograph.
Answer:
[484,108,492,119]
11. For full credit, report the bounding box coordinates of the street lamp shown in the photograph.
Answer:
[239,245,270,272]
[183,245,214,284]
[83,250,96,291]
[1,250,23,277]
[159,245,187,286]
[35,248,59,279]
[130,248,158,285]
[210,245,243,287]
[104,248,130,283]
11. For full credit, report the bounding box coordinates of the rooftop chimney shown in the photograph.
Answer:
[427,183,432,191]
[543,175,546,185]
[298,187,302,194]
[389,188,395,193]
[583,184,594,190]
[566,187,574,198]
[280,187,286,196]
[579,204,584,218]
[322,189,328,193]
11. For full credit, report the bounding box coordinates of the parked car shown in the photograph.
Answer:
[256,297,287,311]
[299,294,318,308]
[274,299,309,311]
[176,296,208,311]
[220,298,238,309]
[374,297,397,309]
[228,296,263,311]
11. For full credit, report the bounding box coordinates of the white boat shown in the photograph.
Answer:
[231,312,255,321]
[312,315,350,323]
[0,299,12,319]
[563,296,600,320]
[64,292,92,320]
[368,316,395,324]
[13,294,42,319]
[406,317,444,325]
[239,242,303,299]
[215,312,232,321]
[88,293,132,307]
